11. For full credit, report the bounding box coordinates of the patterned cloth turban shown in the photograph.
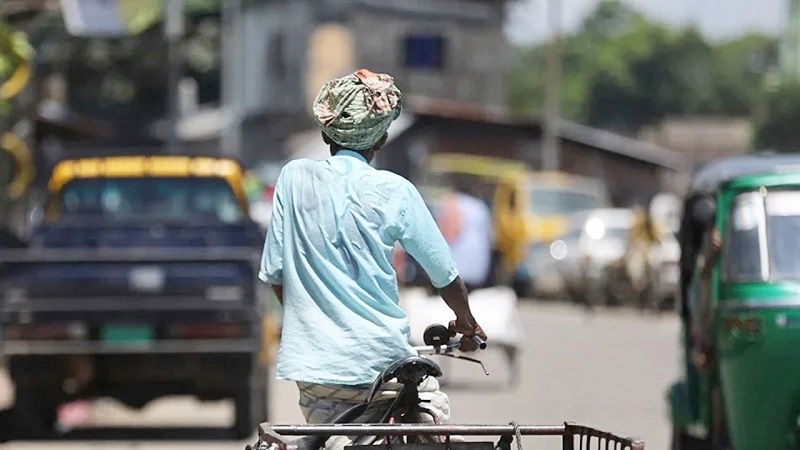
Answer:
[312,69,403,151]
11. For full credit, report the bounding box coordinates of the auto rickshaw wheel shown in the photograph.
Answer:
[671,428,711,450]
[710,384,731,450]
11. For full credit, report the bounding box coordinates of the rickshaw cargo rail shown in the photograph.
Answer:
[266,423,623,437]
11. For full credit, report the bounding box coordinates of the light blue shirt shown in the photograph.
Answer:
[259,150,460,386]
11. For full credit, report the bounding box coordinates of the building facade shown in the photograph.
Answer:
[378,100,688,204]
[233,0,511,164]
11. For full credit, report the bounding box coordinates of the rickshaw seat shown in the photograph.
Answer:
[366,356,442,404]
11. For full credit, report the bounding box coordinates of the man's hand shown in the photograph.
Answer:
[710,228,721,253]
[448,316,488,352]
[437,276,487,351]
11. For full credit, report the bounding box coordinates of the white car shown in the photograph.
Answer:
[547,208,635,305]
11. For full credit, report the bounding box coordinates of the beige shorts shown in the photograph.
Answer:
[297,376,452,450]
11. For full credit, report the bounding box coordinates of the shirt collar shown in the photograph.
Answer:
[334,150,369,164]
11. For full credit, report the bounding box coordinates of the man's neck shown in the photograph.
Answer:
[334,149,370,164]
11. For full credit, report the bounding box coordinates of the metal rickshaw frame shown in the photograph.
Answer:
[253,422,645,450]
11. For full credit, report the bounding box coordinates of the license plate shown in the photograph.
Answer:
[128,266,165,293]
[101,324,154,344]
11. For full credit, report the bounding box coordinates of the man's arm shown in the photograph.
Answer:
[259,168,287,304]
[397,185,487,350]
[701,228,721,278]
[437,276,486,350]
[271,284,284,306]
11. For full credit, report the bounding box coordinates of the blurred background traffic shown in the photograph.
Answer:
[0,0,798,449]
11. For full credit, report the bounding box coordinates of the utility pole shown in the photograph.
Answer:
[541,0,562,171]
[781,0,800,79]
[221,0,243,158]
[164,0,184,154]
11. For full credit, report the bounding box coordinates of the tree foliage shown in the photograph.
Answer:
[508,0,779,135]
[752,81,800,152]
[8,2,223,144]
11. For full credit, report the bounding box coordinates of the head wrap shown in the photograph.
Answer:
[312,69,403,151]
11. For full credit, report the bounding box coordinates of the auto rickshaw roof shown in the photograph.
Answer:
[689,153,800,196]
[426,153,529,182]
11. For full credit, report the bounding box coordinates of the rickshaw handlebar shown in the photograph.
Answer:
[414,335,487,355]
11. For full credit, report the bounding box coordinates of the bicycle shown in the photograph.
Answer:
[247,324,645,450]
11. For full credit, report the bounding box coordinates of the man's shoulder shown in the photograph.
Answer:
[277,158,320,179]
[372,169,416,191]
[282,158,318,171]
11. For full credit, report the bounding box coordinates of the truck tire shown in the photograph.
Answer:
[11,390,57,439]
[233,368,268,440]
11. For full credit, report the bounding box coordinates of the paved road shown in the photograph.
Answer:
[0,301,681,450]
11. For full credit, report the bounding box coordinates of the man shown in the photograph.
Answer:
[435,177,493,291]
[259,69,487,448]
[626,204,662,296]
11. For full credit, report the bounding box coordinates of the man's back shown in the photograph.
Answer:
[260,150,458,386]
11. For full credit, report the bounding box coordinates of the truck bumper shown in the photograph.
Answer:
[0,338,260,355]
[7,350,263,407]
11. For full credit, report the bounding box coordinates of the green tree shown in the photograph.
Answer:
[753,81,800,152]
[710,33,778,116]
[10,2,223,145]
[507,0,778,133]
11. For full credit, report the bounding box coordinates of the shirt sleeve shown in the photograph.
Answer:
[397,183,460,289]
[259,169,287,285]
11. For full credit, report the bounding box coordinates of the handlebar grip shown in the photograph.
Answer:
[472,335,487,350]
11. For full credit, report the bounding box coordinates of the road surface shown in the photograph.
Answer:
[0,300,681,450]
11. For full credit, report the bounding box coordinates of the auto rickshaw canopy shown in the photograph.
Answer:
[688,153,800,196]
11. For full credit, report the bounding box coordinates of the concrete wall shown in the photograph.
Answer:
[239,0,511,164]
[381,118,675,207]
[560,141,667,205]
[241,0,310,117]
[639,116,753,170]
[347,2,509,108]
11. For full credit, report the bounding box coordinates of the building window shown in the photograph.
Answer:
[403,35,445,70]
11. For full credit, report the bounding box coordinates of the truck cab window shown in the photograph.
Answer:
[59,177,243,224]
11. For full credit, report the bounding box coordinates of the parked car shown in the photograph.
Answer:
[548,208,635,307]
[521,239,565,299]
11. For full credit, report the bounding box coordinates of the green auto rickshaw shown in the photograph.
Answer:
[668,153,800,450]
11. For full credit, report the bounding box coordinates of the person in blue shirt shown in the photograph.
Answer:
[259,69,486,446]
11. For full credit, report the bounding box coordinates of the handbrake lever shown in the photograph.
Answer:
[441,353,490,376]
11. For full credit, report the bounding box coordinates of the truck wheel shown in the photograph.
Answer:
[11,390,57,439]
[233,369,268,440]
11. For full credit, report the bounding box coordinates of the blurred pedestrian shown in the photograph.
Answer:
[626,205,662,302]
[435,176,493,292]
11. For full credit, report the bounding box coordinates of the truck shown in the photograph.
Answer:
[0,154,270,439]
